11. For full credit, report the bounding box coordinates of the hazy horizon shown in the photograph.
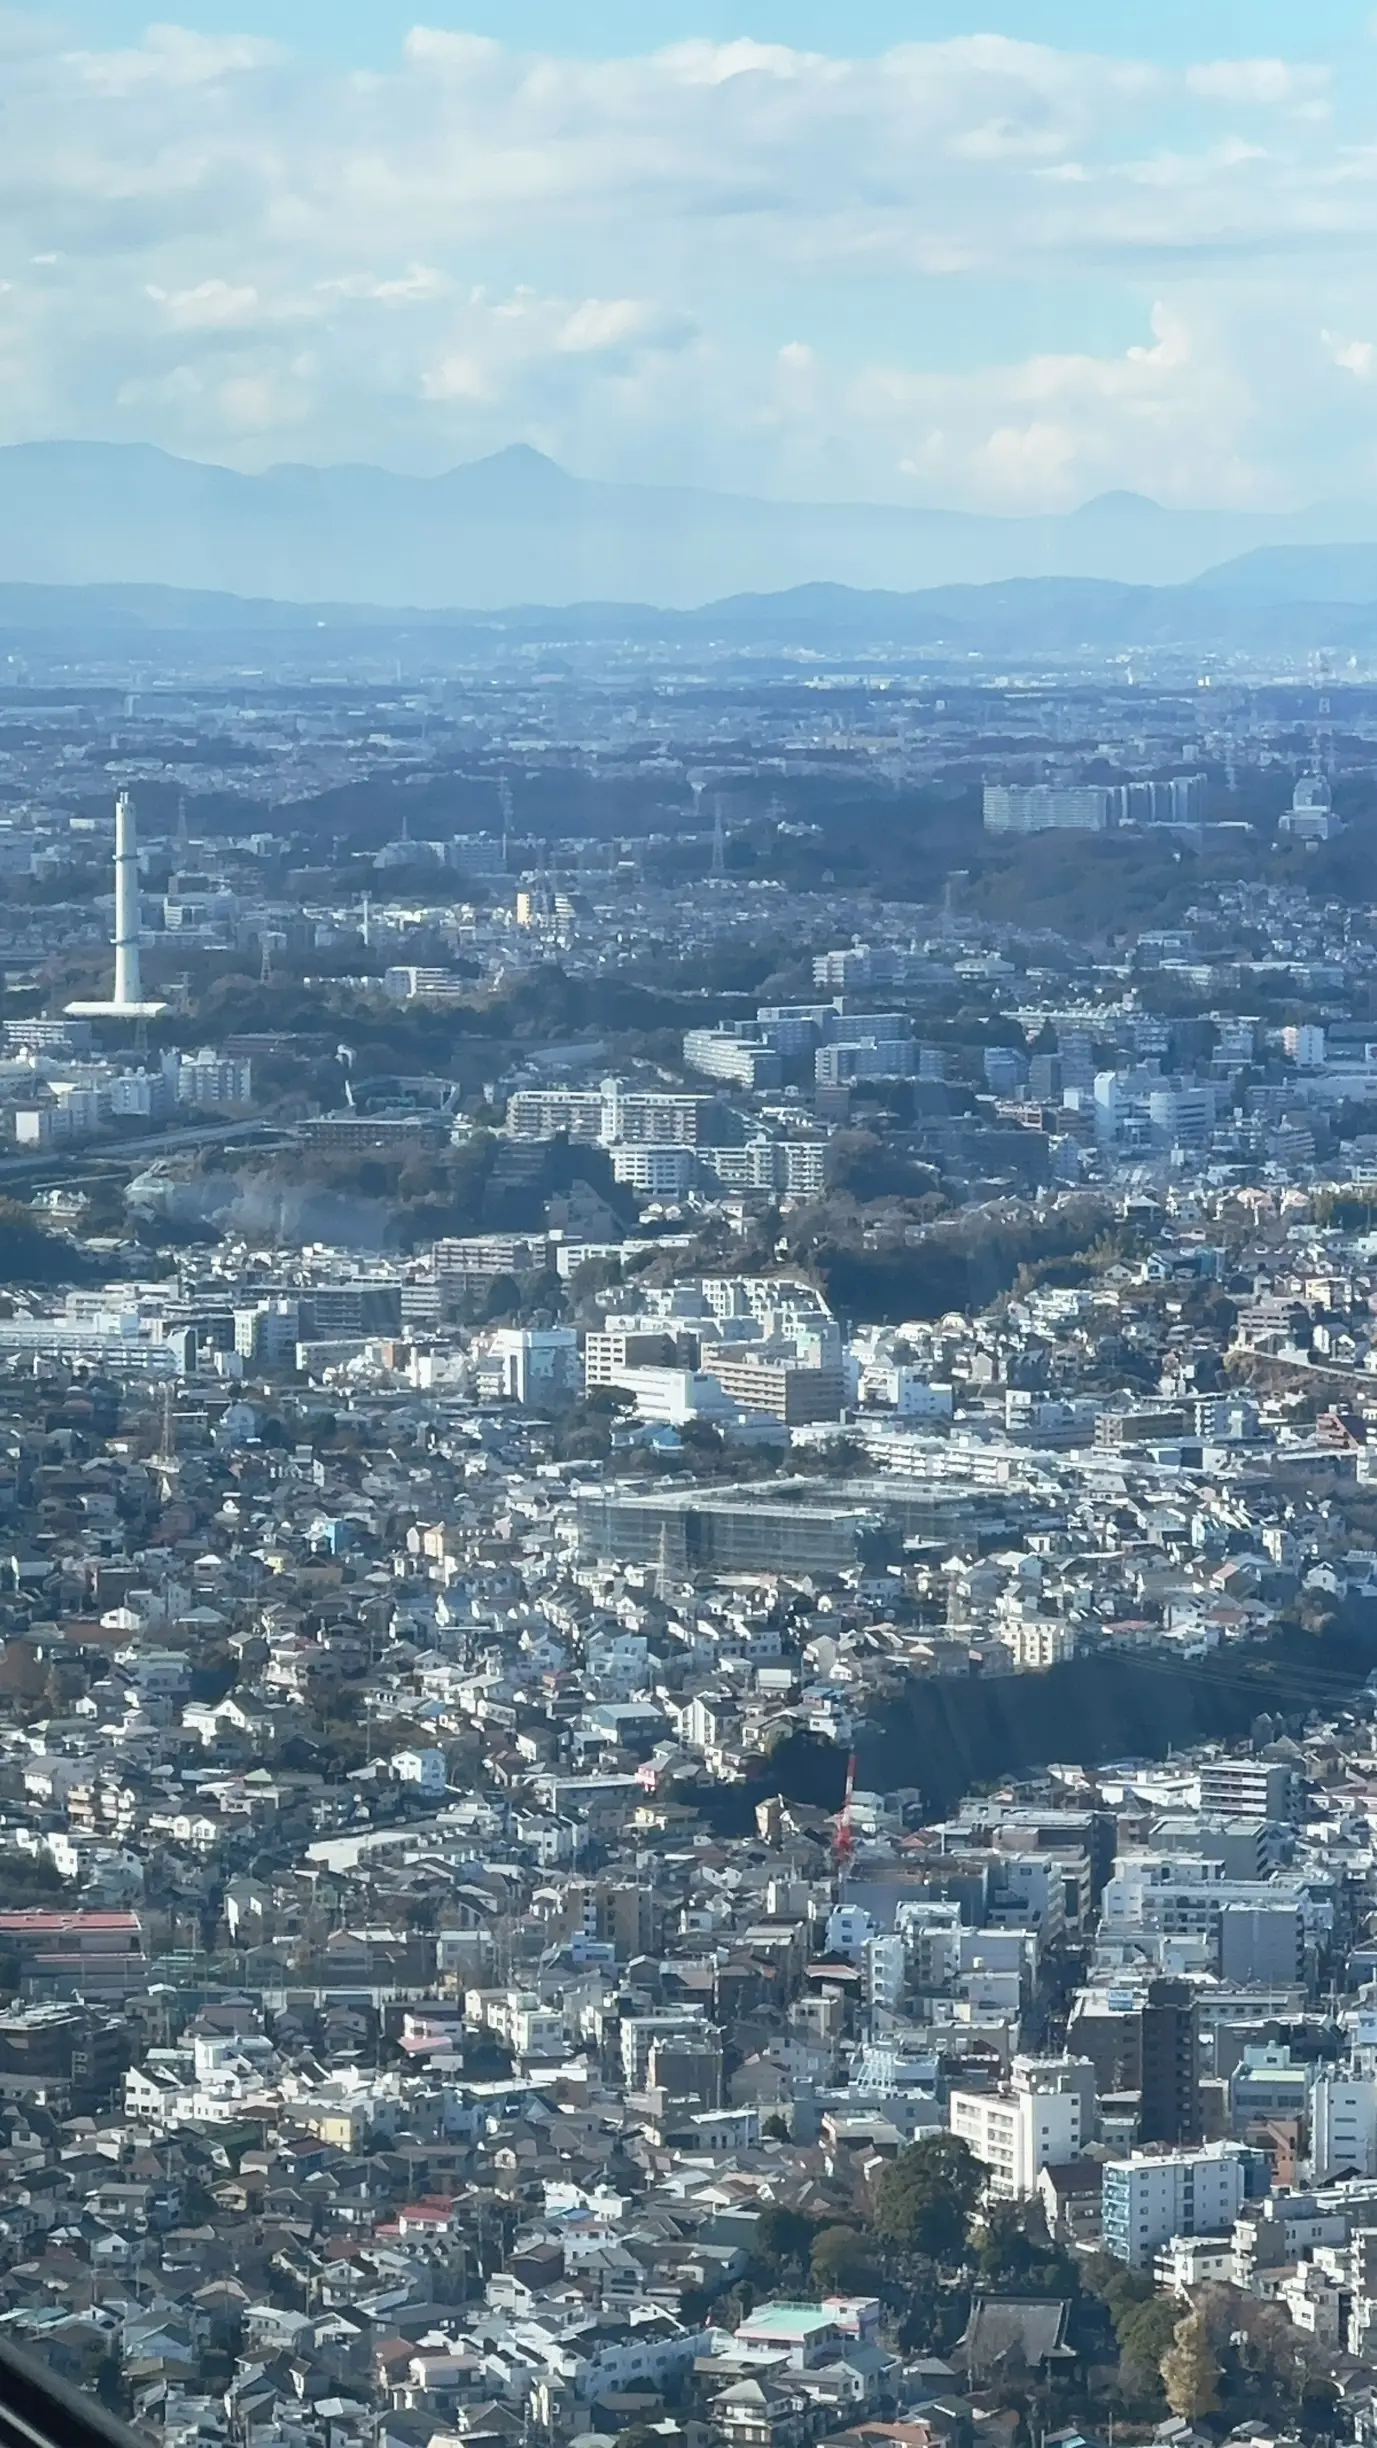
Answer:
[1,435,1360,518]
[3,3,1377,519]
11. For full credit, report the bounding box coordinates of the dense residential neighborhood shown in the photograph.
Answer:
[3,640,1377,2448]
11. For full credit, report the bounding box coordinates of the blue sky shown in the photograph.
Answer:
[60,3,1377,63]
[11,2,1377,507]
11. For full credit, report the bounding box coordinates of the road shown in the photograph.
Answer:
[0,1116,281,1187]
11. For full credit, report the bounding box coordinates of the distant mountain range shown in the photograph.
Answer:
[6,441,1377,653]
[9,438,1377,608]
[10,561,1377,660]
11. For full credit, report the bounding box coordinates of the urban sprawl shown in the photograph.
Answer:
[0,634,1374,2448]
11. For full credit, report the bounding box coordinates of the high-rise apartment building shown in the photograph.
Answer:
[1140,1978,1201,2147]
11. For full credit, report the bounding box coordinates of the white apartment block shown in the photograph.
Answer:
[507,1076,714,1147]
[1000,1615,1078,1671]
[983,784,1113,835]
[1102,2145,1250,2268]
[1312,2074,1377,2181]
[949,2059,1087,2199]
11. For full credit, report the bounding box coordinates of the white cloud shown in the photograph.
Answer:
[319,266,447,306]
[824,303,1267,513]
[1324,330,1377,378]
[558,298,653,353]
[218,361,313,431]
[1185,58,1328,106]
[66,23,279,94]
[0,10,1368,506]
[420,354,490,404]
[659,39,824,86]
[150,277,260,329]
[400,29,502,72]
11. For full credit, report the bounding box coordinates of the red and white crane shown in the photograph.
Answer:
[833,1751,857,1891]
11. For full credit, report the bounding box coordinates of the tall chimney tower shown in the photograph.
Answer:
[113,791,142,1010]
[64,789,166,1019]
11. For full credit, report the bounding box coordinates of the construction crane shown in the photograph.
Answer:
[833,1751,857,1893]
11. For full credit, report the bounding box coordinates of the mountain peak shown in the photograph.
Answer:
[486,442,566,469]
[1071,490,1167,519]
[445,442,576,493]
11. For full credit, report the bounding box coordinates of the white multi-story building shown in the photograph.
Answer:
[780,1139,829,1195]
[604,1080,718,1145]
[392,1748,448,1799]
[1349,2229,1377,2359]
[949,2058,1090,2199]
[383,966,472,1001]
[1311,2074,1377,2181]
[110,1068,173,1121]
[234,1300,300,1364]
[859,1366,954,1419]
[480,1326,581,1407]
[1100,1855,1311,1982]
[994,1855,1068,1942]
[1198,1759,1299,1820]
[815,1036,917,1086]
[169,1048,253,1107]
[702,1136,830,1196]
[983,784,1113,835]
[682,1027,781,1089]
[591,1365,732,1426]
[1001,1615,1078,1671]
[862,1933,907,2015]
[610,1145,698,1196]
[507,1076,715,1146]
[1101,2144,1250,2268]
[1147,1083,1216,1148]
[1285,1023,1327,1070]
[619,2009,708,2089]
[507,1085,604,1142]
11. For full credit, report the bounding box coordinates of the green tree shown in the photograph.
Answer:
[810,2223,878,2295]
[1082,2253,1156,2326]
[873,2133,981,2263]
[1116,2296,1181,2405]
[0,1198,91,1286]
[975,2200,1073,2291]
[0,1853,67,1903]
[755,2202,818,2278]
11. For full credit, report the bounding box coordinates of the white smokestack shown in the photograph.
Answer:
[63,788,165,1019]
[113,790,142,1010]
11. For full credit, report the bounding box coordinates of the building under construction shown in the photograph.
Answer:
[575,1483,898,1576]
